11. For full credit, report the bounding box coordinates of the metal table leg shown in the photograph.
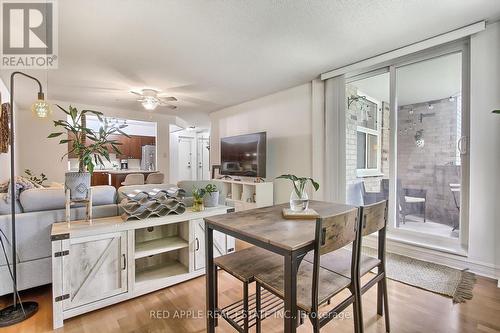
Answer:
[283,251,298,333]
[205,224,216,333]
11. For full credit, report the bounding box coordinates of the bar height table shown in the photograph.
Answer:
[204,201,356,333]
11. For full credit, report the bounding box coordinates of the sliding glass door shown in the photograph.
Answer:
[395,52,466,240]
[345,41,469,251]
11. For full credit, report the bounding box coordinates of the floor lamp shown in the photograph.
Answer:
[0,72,51,326]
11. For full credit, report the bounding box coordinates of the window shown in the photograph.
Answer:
[356,93,381,176]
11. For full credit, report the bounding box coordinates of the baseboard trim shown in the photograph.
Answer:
[363,236,499,284]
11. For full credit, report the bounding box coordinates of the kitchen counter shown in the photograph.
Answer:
[104,169,157,174]
[90,170,160,188]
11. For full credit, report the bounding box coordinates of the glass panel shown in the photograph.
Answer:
[345,71,390,205]
[367,134,378,169]
[357,132,366,169]
[396,52,462,239]
[357,98,378,130]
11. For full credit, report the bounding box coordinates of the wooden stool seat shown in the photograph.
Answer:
[255,260,351,312]
[214,246,282,282]
[304,248,381,278]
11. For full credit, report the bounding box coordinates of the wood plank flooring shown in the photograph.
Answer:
[1,272,499,333]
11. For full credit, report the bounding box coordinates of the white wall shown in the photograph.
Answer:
[10,101,176,183]
[210,83,313,204]
[469,22,500,273]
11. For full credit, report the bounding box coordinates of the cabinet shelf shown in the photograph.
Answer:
[135,236,189,259]
[135,259,189,284]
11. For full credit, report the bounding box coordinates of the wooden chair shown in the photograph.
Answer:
[213,246,282,332]
[145,172,164,184]
[305,200,390,332]
[254,207,363,333]
[121,173,145,186]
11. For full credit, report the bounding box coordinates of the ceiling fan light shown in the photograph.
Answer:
[142,97,159,111]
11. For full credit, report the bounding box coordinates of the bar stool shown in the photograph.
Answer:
[305,200,390,332]
[213,246,282,332]
[121,173,145,185]
[254,207,363,333]
[145,172,164,184]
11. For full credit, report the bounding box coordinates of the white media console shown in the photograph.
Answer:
[50,205,233,329]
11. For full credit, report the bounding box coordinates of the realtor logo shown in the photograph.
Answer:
[1,0,58,68]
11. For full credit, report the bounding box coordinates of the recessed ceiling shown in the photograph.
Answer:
[2,0,499,127]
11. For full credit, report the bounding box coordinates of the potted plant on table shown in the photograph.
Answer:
[203,183,219,207]
[192,187,206,212]
[276,174,320,212]
[48,105,129,200]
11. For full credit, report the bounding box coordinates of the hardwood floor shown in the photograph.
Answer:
[1,272,499,333]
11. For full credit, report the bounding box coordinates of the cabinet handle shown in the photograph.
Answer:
[195,238,200,251]
[122,254,126,270]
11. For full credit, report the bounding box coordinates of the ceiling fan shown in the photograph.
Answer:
[130,88,177,111]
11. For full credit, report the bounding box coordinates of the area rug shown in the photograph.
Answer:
[362,247,476,303]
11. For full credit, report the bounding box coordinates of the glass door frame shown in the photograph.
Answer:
[346,39,470,254]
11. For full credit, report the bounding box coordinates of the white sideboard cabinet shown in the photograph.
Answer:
[51,206,233,329]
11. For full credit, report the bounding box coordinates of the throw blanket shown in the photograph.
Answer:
[0,103,10,154]
[0,176,43,202]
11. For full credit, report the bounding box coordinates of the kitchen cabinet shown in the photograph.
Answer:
[129,137,142,159]
[67,134,156,160]
[141,136,156,147]
[116,135,130,159]
[91,172,109,186]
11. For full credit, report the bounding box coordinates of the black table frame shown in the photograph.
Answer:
[205,220,314,333]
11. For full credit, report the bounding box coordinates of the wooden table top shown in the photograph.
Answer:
[204,200,357,252]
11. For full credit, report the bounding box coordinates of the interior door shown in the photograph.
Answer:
[62,232,127,310]
[193,219,228,271]
[178,137,194,180]
[197,137,210,180]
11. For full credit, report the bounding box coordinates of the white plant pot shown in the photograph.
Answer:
[203,191,219,207]
[65,172,91,200]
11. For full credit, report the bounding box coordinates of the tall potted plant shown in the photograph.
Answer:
[276,174,319,211]
[48,105,129,200]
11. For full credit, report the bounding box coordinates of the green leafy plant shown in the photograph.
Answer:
[192,187,206,200]
[205,184,218,196]
[48,105,129,173]
[24,169,47,186]
[276,174,320,197]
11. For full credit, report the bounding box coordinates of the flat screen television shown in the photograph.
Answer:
[220,132,266,178]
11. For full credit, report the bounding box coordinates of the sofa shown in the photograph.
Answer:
[0,180,225,296]
[0,185,118,296]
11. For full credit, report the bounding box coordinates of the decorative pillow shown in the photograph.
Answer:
[1,176,43,203]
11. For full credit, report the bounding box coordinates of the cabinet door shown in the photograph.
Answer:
[141,136,156,146]
[129,136,142,159]
[91,172,109,186]
[62,232,127,310]
[116,135,130,159]
[193,219,229,271]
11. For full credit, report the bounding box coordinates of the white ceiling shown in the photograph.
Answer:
[2,0,499,127]
[353,52,462,105]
